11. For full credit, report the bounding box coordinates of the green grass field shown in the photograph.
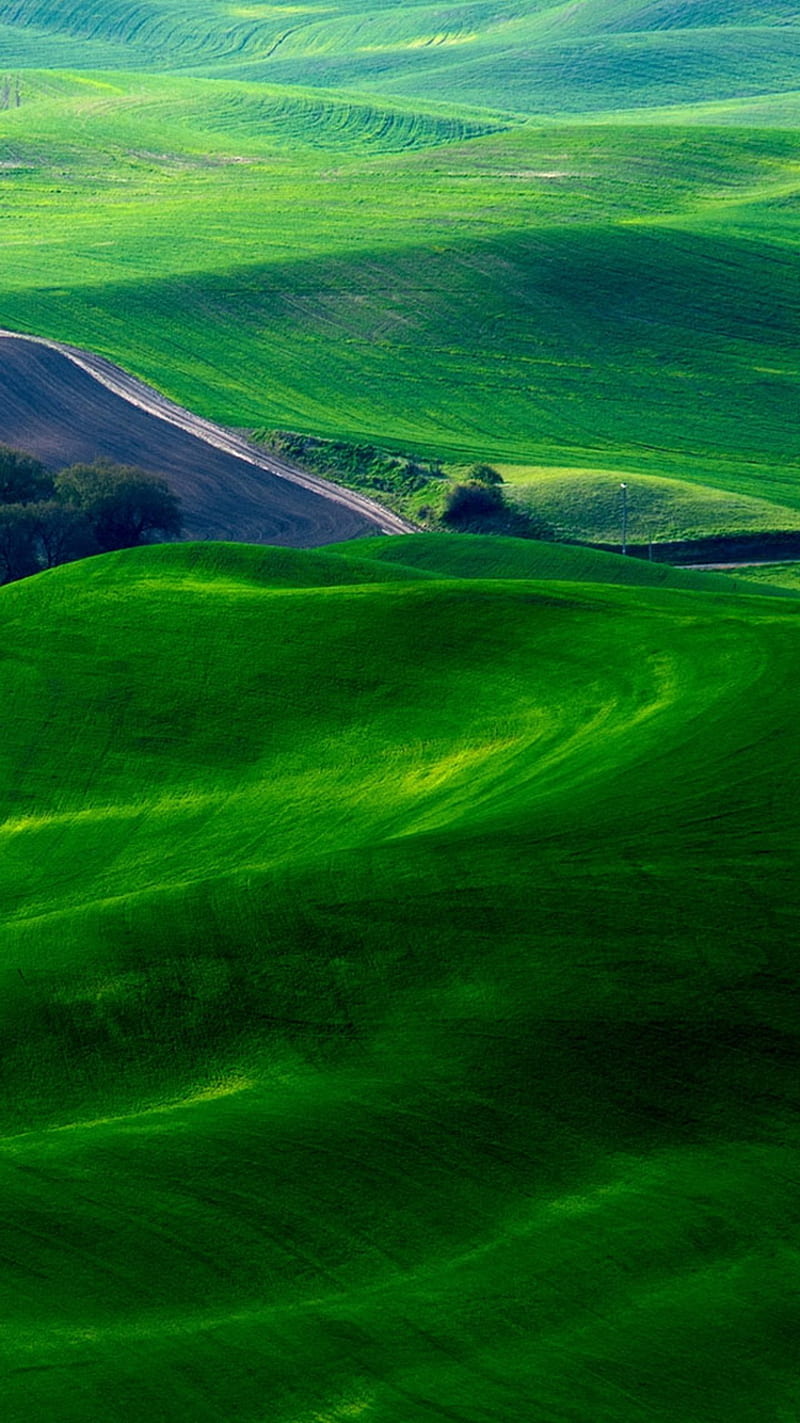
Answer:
[726,558,800,590]
[0,4,799,525]
[327,528,798,595]
[1,535,798,1421]
[1,8,799,1419]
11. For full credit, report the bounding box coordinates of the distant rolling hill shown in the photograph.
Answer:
[0,332,408,544]
[328,528,800,594]
[1,75,798,517]
[3,0,800,116]
[1,535,798,1421]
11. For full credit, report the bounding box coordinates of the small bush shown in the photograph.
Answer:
[442,482,505,528]
[464,463,504,487]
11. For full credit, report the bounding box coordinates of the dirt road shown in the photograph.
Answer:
[0,330,413,545]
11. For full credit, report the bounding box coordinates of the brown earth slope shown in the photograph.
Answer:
[0,331,411,545]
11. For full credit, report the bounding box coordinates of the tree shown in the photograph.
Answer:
[0,445,54,506]
[0,505,44,582]
[34,502,98,569]
[55,460,182,551]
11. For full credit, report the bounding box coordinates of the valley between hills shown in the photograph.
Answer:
[0,4,799,1422]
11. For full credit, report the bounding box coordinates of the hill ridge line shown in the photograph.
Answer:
[0,327,413,538]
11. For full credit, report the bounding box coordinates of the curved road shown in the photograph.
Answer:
[0,329,413,546]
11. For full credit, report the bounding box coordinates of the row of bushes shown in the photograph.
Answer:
[0,446,181,582]
[256,429,445,508]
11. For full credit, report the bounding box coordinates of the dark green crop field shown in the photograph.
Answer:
[1,537,798,1421]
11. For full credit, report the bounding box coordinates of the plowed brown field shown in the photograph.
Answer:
[0,332,410,545]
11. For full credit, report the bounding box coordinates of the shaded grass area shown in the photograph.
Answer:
[1,536,799,1419]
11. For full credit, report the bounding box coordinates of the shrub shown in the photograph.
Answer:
[442,482,506,528]
[464,463,504,486]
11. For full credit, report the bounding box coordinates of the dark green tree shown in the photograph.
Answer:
[55,460,182,551]
[0,504,44,581]
[35,502,98,569]
[0,445,54,506]
[442,481,505,528]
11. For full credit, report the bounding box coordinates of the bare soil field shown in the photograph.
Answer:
[0,332,411,545]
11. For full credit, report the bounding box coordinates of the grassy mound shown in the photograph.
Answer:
[497,465,800,545]
[1,538,798,1420]
[330,529,797,595]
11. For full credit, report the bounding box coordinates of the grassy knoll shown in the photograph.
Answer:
[1,536,799,1420]
[494,465,800,545]
[328,529,799,596]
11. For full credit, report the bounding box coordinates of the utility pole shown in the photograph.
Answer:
[620,482,628,555]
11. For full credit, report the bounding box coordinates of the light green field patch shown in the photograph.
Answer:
[494,464,800,543]
[727,560,800,591]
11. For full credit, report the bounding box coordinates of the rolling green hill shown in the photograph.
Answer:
[1,75,799,521]
[1,7,798,1420]
[1,536,798,1420]
[0,1,797,532]
[4,0,800,115]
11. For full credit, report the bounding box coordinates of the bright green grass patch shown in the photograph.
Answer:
[494,464,800,543]
[1,45,800,534]
[9,0,799,123]
[1,538,799,1419]
[725,559,800,591]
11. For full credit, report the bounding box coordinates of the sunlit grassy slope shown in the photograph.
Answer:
[728,559,800,590]
[1,6,799,531]
[495,466,800,545]
[1,70,799,518]
[1,536,799,1421]
[4,0,800,114]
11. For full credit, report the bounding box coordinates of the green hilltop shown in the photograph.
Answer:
[1,537,798,1420]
